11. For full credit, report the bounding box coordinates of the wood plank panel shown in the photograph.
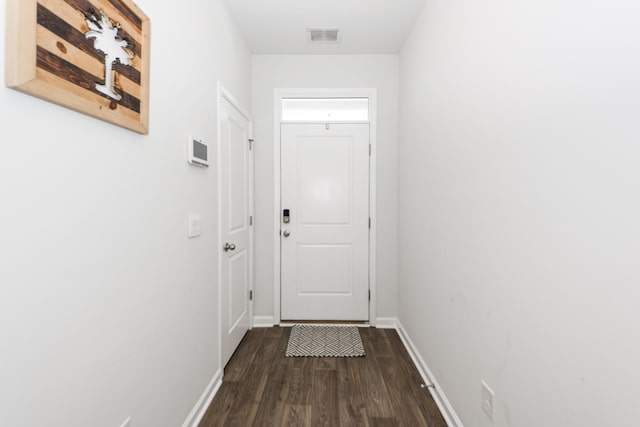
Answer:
[6,0,149,134]
[336,357,368,427]
[5,0,37,86]
[357,329,395,418]
[37,24,103,81]
[285,367,313,406]
[36,46,140,113]
[104,0,142,30]
[282,405,312,427]
[310,370,339,427]
[252,351,291,426]
[222,329,262,382]
[378,355,431,426]
[198,327,448,427]
[38,0,143,69]
[28,68,142,127]
[62,0,143,47]
[37,3,142,83]
[384,330,449,427]
[225,335,280,426]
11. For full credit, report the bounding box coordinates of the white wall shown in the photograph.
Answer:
[0,1,250,426]
[398,0,640,426]
[251,55,399,322]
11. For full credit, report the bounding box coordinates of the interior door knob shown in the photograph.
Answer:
[283,230,290,237]
[223,243,236,252]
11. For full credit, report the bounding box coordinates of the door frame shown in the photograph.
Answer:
[217,82,254,372]
[273,88,378,326]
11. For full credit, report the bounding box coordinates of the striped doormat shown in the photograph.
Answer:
[285,325,365,357]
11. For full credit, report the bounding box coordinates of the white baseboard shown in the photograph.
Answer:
[252,316,275,328]
[395,320,464,427]
[255,316,396,328]
[181,369,222,427]
[374,317,398,329]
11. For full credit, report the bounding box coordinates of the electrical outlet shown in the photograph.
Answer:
[119,417,131,427]
[481,381,495,421]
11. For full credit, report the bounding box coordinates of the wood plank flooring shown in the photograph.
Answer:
[199,327,447,427]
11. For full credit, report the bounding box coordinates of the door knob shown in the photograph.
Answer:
[283,230,290,237]
[223,243,236,252]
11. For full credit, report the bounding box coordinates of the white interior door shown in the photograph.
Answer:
[220,96,251,367]
[281,123,370,321]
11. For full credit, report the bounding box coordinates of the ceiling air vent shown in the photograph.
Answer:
[308,28,340,44]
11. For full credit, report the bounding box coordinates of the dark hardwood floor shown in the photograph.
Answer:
[199,327,448,427]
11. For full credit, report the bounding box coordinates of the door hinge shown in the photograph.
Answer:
[369,144,372,156]
[248,139,254,150]
[368,290,371,301]
[369,217,372,229]
[249,215,253,226]
[250,290,253,301]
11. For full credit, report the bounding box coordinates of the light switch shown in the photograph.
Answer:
[188,214,202,238]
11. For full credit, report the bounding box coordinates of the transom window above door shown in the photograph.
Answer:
[282,98,369,122]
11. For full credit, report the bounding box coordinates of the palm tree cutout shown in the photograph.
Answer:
[85,11,133,101]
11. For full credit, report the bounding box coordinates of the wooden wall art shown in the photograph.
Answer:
[5,0,150,134]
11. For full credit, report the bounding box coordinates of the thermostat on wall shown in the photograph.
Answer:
[188,136,209,167]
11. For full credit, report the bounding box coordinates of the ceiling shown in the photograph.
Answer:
[223,0,427,54]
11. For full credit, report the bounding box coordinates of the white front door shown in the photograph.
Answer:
[281,123,370,321]
[220,96,251,367]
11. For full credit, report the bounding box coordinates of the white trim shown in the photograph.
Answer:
[216,82,223,379]
[181,369,223,427]
[368,91,378,327]
[273,88,378,326]
[252,316,275,328]
[279,322,370,328]
[220,86,251,121]
[217,82,254,380]
[374,317,398,329]
[247,108,255,331]
[396,320,464,427]
[280,120,370,125]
